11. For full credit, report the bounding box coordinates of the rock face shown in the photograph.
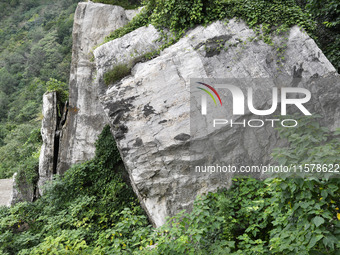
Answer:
[38,92,57,194]
[16,91,57,201]
[34,2,338,227]
[8,173,20,206]
[10,172,38,205]
[94,19,338,227]
[0,178,13,206]
[35,2,140,195]
[56,2,136,175]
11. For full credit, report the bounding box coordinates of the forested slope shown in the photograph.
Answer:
[0,0,80,180]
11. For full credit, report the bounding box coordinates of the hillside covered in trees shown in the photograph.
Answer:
[0,0,81,181]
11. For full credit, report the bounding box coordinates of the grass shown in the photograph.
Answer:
[103,50,160,86]
[104,63,131,85]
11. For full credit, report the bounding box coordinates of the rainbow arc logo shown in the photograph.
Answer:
[197,82,222,107]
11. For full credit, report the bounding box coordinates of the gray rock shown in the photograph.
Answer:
[94,19,338,227]
[57,2,134,174]
[0,178,13,207]
[9,172,37,205]
[8,173,18,206]
[125,7,142,21]
[94,25,161,95]
[38,92,58,194]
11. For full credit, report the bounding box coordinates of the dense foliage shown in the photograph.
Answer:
[0,125,152,254]
[1,120,339,254]
[105,0,314,43]
[301,0,340,72]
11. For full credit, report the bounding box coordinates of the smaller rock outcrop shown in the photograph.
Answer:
[8,173,19,206]
[0,178,13,206]
[10,172,38,205]
[38,92,58,194]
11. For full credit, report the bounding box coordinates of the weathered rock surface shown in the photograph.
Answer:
[38,92,57,194]
[8,173,19,206]
[9,172,37,205]
[57,2,134,174]
[94,19,338,227]
[0,178,13,206]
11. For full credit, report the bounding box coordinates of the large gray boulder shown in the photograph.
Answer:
[94,19,338,227]
[56,2,136,174]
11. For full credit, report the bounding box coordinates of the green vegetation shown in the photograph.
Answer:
[104,0,314,44]
[0,125,41,187]
[302,0,340,72]
[46,78,69,118]
[0,125,152,254]
[273,116,340,169]
[92,0,141,9]
[104,64,131,85]
[46,79,69,105]
[103,51,159,85]
[1,119,339,254]
[0,0,80,179]
[151,176,339,254]
[148,117,339,254]
[104,0,339,71]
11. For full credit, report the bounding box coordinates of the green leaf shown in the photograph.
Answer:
[308,234,323,248]
[321,189,328,199]
[312,216,325,227]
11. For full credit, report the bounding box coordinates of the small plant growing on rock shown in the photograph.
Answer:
[104,63,131,86]
[103,50,160,86]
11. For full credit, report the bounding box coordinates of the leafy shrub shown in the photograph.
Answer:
[305,0,340,28]
[46,78,69,105]
[299,0,340,72]
[1,119,339,254]
[105,0,315,44]
[0,125,152,254]
[147,177,339,254]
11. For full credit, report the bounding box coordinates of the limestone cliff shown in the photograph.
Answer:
[36,2,339,227]
[56,2,133,175]
[37,2,139,192]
